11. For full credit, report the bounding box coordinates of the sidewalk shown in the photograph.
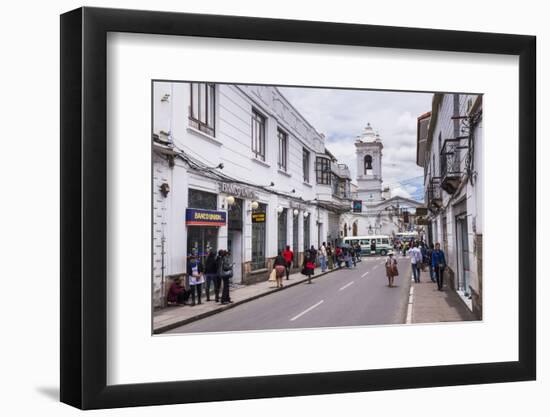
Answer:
[408,268,477,324]
[153,267,338,334]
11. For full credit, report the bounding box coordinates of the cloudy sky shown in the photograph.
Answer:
[278,86,433,201]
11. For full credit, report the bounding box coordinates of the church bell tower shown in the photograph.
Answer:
[355,123,383,203]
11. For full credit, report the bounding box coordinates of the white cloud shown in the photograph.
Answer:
[391,186,413,199]
[279,86,432,187]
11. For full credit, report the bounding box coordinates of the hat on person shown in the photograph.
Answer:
[388,251,394,256]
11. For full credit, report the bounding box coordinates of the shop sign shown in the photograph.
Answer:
[186,208,226,227]
[352,200,362,213]
[251,211,266,223]
[416,217,430,225]
[416,207,428,216]
[219,182,258,200]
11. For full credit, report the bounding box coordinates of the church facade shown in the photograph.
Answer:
[342,123,423,239]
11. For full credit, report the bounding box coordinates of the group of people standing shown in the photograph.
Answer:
[167,249,234,307]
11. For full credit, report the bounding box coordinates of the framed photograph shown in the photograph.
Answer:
[60,7,536,410]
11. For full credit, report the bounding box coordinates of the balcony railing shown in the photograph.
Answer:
[427,176,442,210]
[440,137,468,194]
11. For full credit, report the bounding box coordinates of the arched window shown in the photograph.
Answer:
[352,221,358,237]
[343,223,348,237]
[364,155,373,175]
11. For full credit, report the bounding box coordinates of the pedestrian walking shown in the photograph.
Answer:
[187,254,204,306]
[420,242,427,272]
[385,252,399,287]
[327,243,334,270]
[426,243,435,282]
[335,246,343,268]
[282,245,294,280]
[319,242,328,272]
[354,242,362,262]
[273,251,286,288]
[408,243,422,283]
[302,249,315,284]
[219,250,234,304]
[431,243,447,290]
[204,249,220,302]
[351,246,357,267]
[370,240,376,256]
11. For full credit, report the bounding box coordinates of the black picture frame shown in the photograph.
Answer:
[60,6,536,410]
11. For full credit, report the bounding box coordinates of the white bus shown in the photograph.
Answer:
[343,235,393,256]
[395,231,419,243]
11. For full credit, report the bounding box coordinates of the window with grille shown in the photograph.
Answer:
[315,156,331,185]
[189,83,215,136]
[277,128,288,171]
[251,109,266,161]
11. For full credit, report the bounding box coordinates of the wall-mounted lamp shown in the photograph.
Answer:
[293,209,299,216]
[303,211,310,218]
[277,206,284,214]
[226,196,235,206]
[159,183,170,198]
[250,201,259,211]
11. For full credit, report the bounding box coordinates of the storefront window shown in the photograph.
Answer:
[277,208,287,253]
[187,227,218,263]
[188,188,217,210]
[251,203,267,270]
[187,189,219,265]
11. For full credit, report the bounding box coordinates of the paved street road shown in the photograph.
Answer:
[168,255,412,334]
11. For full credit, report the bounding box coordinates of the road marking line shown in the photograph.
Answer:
[290,300,324,321]
[339,281,355,291]
[406,286,415,324]
[361,271,369,277]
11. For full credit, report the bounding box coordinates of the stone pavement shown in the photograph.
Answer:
[154,265,343,333]
[409,267,477,323]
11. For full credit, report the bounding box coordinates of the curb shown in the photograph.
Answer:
[153,267,339,334]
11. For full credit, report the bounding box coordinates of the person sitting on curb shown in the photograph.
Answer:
[166,276,188,306]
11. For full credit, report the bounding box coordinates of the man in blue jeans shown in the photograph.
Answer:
[319,242,327,272]
[431,242,447,290]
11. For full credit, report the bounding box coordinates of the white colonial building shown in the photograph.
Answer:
[152,82,351,307]
[417,93,483,318]
[343,123,423,239]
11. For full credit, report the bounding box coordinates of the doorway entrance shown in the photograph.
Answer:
[227,198,244,283]
[227,230,242,283]
[455,214,471,297]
